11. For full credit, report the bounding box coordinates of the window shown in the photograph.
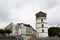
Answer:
[19,26,21,28]
[42,24,44,27]
[42,29,44,33]
[41,19,43,22]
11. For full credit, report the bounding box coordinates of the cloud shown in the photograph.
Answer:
[0,0,57,21]
[46,5,60,26]
[45,0,57,9]
[0,0,59,28]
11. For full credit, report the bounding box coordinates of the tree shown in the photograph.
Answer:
[0,29,5,33]
[0,29,5,37]
[4,29,12,36]
[0,29,12,37]
[48,27,60,37]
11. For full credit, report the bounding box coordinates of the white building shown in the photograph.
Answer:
[5,23,16,36]
[35,11,48,37]
[5,23,36,36]
[15,23,36,36]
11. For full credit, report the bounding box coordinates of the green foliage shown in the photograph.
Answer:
[0,29,5,36]
[48,27,60,37]
[0,29,12,36]
[5,29,12,34]
[0,29,5,33]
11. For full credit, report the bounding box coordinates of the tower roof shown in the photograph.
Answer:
[35,11,47,18]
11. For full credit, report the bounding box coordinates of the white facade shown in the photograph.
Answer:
[11,24,16,35]
[15,23,35,36]
[5,23,36,37]
[36,12,48,37]
[5,23,17,36]
[21,24,26,35]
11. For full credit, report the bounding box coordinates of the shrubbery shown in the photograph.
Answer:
[0,29,12,36]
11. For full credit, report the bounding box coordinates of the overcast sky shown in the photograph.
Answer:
[0,0,60,29]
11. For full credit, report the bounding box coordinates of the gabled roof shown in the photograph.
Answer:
[5,23,14,29]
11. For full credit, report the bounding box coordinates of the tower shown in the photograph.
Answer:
[35,11,48,37]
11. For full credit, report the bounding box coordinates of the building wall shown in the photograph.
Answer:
[37,28,48,33]
[5,23,17,36]
[36,18,48,37]
[21,25,26,35]
[5,23,34,37]
[26,27,32,35]
[39,33,48,37]
[36,13,48,37]
[36,17,47,23]
[13,23,33,36]
[11,25,16,36]
[12,23,26,36]
[36,24,47,28]
[19,28,21,35]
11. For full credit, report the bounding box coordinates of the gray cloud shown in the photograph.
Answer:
[0,0,57,21]
[0,0,21,21]
[0,0,60,28]
[45,0,57,9]
[47,5,60,26]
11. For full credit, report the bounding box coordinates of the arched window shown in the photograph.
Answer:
[42,29,44,33]
[41,19,43,22]
[42,24,44,27]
